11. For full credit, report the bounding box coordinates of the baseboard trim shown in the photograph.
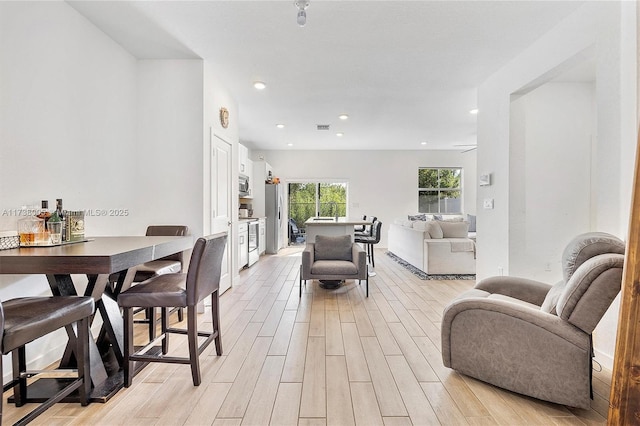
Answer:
[594,347,614,371]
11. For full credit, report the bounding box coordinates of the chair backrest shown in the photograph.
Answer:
[541,232,626,333]
[370,220,382,243]
[289,218,299,233]
[185,232,227,306]
[146,225,189,265]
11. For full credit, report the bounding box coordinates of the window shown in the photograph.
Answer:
[288,181,348,233]
[418,168,462,214]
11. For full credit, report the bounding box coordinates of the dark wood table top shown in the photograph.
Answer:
[0,236,193,275]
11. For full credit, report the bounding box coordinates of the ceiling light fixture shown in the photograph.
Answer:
[469,108,479,114]
[421,142,427,145]
[287,143,294,146]
[336,132,344,137]
[276,124,285,129]
[253,81,266,90]
[339,114,349,120]
[295,0,309,27]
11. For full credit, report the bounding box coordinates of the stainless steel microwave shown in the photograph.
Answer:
[239,174,250,196]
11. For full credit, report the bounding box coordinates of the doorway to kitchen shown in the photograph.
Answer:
[287,181,348,246]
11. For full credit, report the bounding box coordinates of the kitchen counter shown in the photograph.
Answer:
[304,217,370,243]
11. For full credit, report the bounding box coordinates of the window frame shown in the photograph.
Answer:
[417,167,463,214]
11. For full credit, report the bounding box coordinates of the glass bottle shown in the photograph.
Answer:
[36,200,51,223]
[56,198,66,241]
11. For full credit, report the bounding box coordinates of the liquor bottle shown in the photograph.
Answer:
[36,200,51,223]
[56,198,66,241]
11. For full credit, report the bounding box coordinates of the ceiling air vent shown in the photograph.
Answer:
[316,124,330,131]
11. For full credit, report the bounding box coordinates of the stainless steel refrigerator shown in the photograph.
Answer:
[265,183,284,254]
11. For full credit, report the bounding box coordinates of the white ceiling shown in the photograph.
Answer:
[68,1,585,151]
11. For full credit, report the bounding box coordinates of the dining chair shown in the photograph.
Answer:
[355,220,382,267]
[110,225,188,340]
[118,232,227,387]
[1,296,93,425]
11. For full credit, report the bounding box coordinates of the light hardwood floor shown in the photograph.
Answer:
[3,248,611,425]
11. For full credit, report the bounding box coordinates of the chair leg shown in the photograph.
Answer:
[187,307,201,386]
[12,347,27,406]
[161,308,169,354]
[211,292,223,356]
[146,307,156,341]
[299,265,303,297]
[366,267,369,297]
[123,306,134,388]
[177,307,185,322]
[77,316,91,406]
[370,244,375,268]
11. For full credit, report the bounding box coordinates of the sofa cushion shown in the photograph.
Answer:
[412,220,431,238]
[314,234,352,261]
[426,221,444,239]
[438,220,469,238]
[467,214,476,232]
[408,213,428,221]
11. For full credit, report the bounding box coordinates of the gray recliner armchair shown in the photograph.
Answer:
[441,232,625,409]
[300,234,368,296]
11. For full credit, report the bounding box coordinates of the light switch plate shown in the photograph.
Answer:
[483,198,494,209]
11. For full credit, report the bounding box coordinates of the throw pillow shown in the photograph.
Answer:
[437,220,469,238]
[540,280,565,315]
[433,214,443,220]
[314,235,352,261]
[426,221,444,239]
[467,214,477,232]
[408,213,427,221]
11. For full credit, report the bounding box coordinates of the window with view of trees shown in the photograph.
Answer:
[418,168,462,214]
[288,182,347,233]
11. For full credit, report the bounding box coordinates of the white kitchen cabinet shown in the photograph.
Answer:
[258,217,266,255]
[238,143,249,175]
[245,158,254,198]
[238,222,248,270]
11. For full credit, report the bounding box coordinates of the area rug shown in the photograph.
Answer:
[385,251,476,280]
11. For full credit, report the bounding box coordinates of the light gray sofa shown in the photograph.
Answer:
[388,217,475,275]
[441,232,625,408]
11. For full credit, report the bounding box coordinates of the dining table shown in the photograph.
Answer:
[0,235,193,403]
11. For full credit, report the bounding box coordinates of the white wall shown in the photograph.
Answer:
[477,1,637,368]
[0,1,139,375]
[509,82,595,282]
[252,149,477,248]
[136,60,205,236]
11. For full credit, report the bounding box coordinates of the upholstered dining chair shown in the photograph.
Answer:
[1,296,93,425]
[441,232,625,409]
[110,225,188,340]
[118,232,226,387]
[300,234,368,296]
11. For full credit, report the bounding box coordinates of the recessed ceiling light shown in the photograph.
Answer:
[338,114,349,120]
[287,143,294,146]
[253,81,266,90]
[336,132,344,137]
[421,142,427,145]
[469,109,479,114]
[276,124,285,129]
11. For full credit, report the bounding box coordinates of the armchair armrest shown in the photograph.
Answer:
[352,243,366,273]
[442,296,589,365]
[475,276,552,306]
[302,243,315,277]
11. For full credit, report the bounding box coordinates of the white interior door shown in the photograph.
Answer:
[211,130,232,294]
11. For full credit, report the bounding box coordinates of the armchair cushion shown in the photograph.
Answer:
[540,280,564,314]
[314,234,352,261]
[311,260,358,275]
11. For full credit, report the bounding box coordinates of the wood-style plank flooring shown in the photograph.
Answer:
[3,247,611,425]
